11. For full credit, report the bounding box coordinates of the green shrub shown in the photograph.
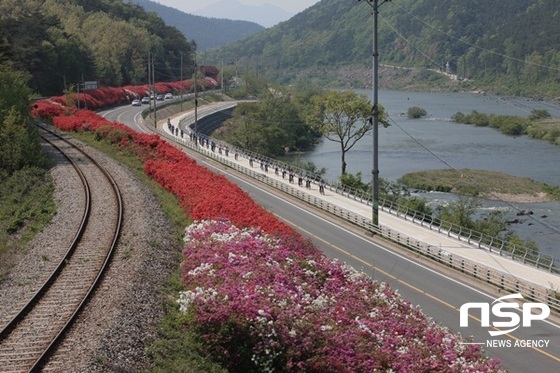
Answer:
[529,109,550,121]
[407,106,427,119]
[450,112,466,122]
[467,111,490,126]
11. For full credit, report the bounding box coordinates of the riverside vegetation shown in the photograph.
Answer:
[451,109,560,144]
[400,169,560,203]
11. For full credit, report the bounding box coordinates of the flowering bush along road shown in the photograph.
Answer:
[32,84,505,372]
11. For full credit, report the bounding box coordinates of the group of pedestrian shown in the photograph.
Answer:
[167,118,184,138]
[167,116,329,197]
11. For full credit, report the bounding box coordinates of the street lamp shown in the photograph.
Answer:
[360,0,391,229]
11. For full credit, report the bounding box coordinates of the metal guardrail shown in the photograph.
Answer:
[174,118,558,273]
[341,187,557,273]
[145,117,560,313]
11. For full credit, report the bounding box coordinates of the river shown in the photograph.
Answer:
[291,90,560,258]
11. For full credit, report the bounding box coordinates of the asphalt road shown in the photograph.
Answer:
[101,103,560,373]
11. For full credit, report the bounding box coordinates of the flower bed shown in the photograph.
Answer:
[38,104,296,237]
[37,77,217,112]
[179,220,504,372]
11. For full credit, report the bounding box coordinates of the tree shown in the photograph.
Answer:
[0,63,31,119]
[435,198,478,230]
[307,90,387,175]
[0,108,45,174]
[217,88,319,157]
[0,63,46,174]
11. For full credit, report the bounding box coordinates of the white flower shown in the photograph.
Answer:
[176,287,219,314]
[187,262,214,276]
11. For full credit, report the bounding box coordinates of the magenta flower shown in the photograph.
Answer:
[178,220,505,372]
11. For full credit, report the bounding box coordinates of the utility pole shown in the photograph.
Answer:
[152,54,157,127]
[82,74,88,110]
[194,55,198,144]
[361,0,391,228]
[148,52,151,106]
[180,52,183,111]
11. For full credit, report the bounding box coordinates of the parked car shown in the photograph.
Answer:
[164,93,173,100]
[131,99,141,106]
[141,97,150,104]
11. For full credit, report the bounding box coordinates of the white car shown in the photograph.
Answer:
[141,97,150,104]
[164,93,173,100]
[131,99,141,106]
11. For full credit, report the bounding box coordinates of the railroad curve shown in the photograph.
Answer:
[0,126,123,372]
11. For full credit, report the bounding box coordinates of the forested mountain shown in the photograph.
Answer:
[0,0,195,96]
[129,0,265,51]
[207,0,560,97]
[3,0,558,97]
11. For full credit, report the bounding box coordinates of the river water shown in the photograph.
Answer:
[292,90,560,258]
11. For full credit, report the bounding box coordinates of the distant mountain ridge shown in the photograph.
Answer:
[129,0,265,51]
[192,0,294,28]
[207,0,560,97]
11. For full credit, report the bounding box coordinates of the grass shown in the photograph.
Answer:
[144,275,227,373]
[399,169,560,200]
[0,166,56,284]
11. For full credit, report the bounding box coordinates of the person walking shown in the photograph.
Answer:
[319,180,325,195]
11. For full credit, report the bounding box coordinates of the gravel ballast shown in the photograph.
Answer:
[0,136,182,372]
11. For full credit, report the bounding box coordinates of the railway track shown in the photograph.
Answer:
[0,126,123,372]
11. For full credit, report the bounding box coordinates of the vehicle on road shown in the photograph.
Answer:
[131,99,141,106]
[141,97,150,104]
[164,93,173,100]
[156,94,164,101]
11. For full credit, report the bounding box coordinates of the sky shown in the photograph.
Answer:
[154,0,322,15]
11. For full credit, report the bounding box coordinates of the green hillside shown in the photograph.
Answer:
[206,0,560,97]
[2,0,558,97]
[0,0,195,95]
